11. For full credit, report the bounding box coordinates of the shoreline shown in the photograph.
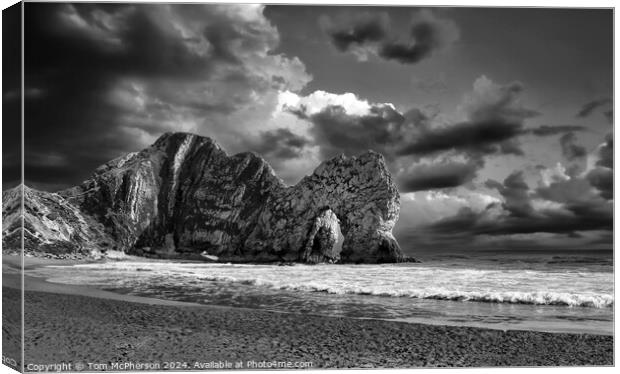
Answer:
[2,256,615,368]
[2,254,614,336]
[2,284,613,368]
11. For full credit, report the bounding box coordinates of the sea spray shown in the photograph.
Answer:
[31,258,614,335]
[38,260,613,308]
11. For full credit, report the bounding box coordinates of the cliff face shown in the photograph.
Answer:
[245,152,402,263]
[2,185,112,257]
[3,132,407,263]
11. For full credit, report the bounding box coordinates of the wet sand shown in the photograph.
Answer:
[1,255,614,369]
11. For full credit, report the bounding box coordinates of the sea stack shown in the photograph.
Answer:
[2,132,407,263]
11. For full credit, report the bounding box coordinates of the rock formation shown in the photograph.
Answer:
[245,151,403,263]
[2,185,111,257]
[302,208,343,263]
[2,132,409,263]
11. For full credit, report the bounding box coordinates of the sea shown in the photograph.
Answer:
[28,249,613,336]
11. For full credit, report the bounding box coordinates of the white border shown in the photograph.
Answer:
[0,2,616,374]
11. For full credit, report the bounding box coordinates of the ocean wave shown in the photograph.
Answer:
[193,274,613,308]
[38,262,614,309]
[547,256,612,265]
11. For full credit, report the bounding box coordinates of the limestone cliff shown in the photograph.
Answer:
[2,132,408,263]
[244,152,403,263]
[2,185,112,257]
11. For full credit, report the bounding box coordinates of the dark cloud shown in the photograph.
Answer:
[526,125,587,136]
[245,128,311,160]
[426,202,611,237]
[2,3,21,189]
[322,9,459,64]
[288,104,523,192]
[396,119,524,157]
[595,133,613,169]
[286,76,538,191]
[420,207,483,234]
[576,98,611,118]
[22,3,309,191]
[397,160,478,192]
[534,177,612,235]
[398,79,538,158]
[586,133,613,200]
[408,156,613,247]
[485,171,533,217]
[423,169,612,238]
[290,77,538,162]
[586,168,613,200]
[321,12,388,53]
[379,14,459,64]
[559,132,587,160]
[297,104,410,160]
[284,79,541,193]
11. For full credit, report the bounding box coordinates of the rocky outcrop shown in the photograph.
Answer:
[244,152,403,263]
[2,185,112,257]
[2,132,408,263]
[302,209,343,263]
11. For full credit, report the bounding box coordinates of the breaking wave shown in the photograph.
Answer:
[193,274,613,308]
[37,260,614,310]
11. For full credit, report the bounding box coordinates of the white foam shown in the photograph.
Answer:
[33,261,614,309]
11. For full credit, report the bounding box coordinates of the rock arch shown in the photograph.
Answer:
[245,152,405,263]
[11,132,407,263]
[302,208,344,263]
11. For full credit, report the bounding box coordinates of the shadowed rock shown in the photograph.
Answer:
[302,208,343,263]
[2,132,408,263]
[245,151,404,263]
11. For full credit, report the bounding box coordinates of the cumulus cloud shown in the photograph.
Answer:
[322,9,459,64]
[279,90,414,160]
[395,189,501,238]
[585,133,613,200]
[236,127,320,185]
[485,171,534,218]
[283,75,540,192]
[277,90,375,117]
[417,157,613,246]
[304,105,411,160]
[245,128,311,160]
[559,132,587,161]
[286,76,538,162]
[459,76,539,123]
[538,163,570,186]
[587,168,613,200]
[398,76,538,158]
[24,3,311,190]
[427,185,610,241]
[595,133,613,169]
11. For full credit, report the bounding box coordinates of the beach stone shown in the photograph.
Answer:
[3,132,407,263]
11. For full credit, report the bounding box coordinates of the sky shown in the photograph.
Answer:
[2,3,613,253]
